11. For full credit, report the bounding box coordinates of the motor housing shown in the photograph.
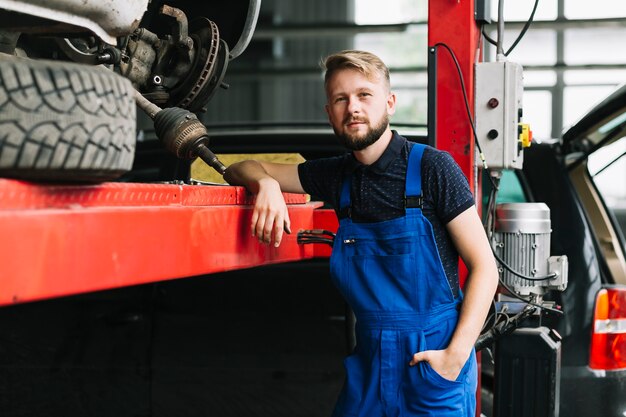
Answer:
[493,202,568,296]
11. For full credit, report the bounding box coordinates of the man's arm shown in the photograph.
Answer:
[410,205,498,380]
[224,161,304,247]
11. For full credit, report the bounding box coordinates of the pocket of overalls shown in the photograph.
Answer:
[403,332,472,416]
[421,353,473,386]
[348,253,416,311]
[420,316,475,386]
[418,330,470,387]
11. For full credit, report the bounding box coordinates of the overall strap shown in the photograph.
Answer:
[405,143,425,211]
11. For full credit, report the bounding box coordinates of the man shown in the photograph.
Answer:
[224,50,498,417]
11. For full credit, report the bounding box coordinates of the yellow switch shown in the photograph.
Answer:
[519,123,532,148]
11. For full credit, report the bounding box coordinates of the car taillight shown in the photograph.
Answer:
[589,287,626,370]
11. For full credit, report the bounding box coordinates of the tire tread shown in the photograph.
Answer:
[0,57,136,181]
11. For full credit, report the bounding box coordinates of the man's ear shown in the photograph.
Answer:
[386,92,397,116]
[324,103,331,119]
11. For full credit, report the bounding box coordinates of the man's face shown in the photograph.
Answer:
[325,68,396,151]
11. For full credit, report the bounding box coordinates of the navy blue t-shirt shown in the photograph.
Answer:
[297,131,475,297]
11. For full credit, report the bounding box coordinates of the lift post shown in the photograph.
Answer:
[428,0,481,192]
[428,3,484,416]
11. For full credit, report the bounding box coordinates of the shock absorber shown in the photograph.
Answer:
[134,90,227,175]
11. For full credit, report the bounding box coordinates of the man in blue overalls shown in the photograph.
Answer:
[225,50,498,417]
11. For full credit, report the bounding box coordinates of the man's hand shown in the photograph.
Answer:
[251,177,291,247]
[224,160,303,247]
[409,348,468,382]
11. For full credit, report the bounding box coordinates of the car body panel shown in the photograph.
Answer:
[560,365,626,417]
[0,0,149,43]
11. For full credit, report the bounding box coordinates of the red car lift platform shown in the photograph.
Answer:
[0,179,334,307]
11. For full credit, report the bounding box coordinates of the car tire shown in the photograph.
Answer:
[0,56,136,182]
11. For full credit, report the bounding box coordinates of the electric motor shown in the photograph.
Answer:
[493,203,568,296]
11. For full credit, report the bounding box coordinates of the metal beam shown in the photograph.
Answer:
[0,179,325,306]
[252,22,421,39]
[484,16,626,31]
[251,16,626,41]
[224,62,626,82]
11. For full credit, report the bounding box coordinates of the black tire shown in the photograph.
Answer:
[0,56,136,182]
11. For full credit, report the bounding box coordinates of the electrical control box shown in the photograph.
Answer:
[475,61,526,170]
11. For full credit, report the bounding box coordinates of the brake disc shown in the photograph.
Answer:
[168,17,228,113]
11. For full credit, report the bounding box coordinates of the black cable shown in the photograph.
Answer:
[297,229,336,246]
[484,175,500,236]
[482,27,497,47]
[299,229,336,238]
[499,280,564,315]
[432,43,499,192]
[504,0,539,56]
[481,0,540,57]
[297,237,334,246]
[493,249,557,281]
[476,305,535,350]
[433,43,481,156]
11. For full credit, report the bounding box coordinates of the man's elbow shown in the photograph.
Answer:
[223,160,257,186]
[483,256,500,293]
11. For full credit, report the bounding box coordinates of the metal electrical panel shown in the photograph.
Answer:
[474,0,491,23]
[475,61,525,170]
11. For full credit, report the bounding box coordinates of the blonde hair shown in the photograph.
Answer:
[322,50,390,92]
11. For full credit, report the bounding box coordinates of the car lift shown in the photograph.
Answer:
[0,179,340,305]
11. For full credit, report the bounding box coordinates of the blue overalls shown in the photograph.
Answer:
[329,143,477,417]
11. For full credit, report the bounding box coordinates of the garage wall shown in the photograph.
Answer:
[200,0,353,126]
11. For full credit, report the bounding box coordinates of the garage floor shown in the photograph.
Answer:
[0,260,346,417]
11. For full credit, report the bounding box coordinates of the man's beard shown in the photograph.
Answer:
[334,113,389,151]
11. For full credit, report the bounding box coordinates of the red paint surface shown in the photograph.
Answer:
[0,179,322,306]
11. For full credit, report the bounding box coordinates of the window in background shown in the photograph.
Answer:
[486,1,626,138]
[355,0,426,24]
[485,29,557,66]
[588,136,626,237]
[563,85,616,130]
[523,71,557,88]
[490,0,557,22]
[355,0,427,125]
[522,91,552,140]
[565,0,626,19]
[354,25,427,69]
[565,28,626,65]
[390,73,428,127]
[200,0,626,137]
[565,70,626,87]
